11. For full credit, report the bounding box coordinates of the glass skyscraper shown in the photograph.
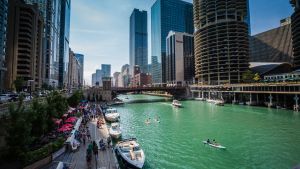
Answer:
[151,0,193,83]
[101,64,111,78]
[75,53,84,85]
[0,0,8,91]
[59,0,71,88]
[129,9,148,75]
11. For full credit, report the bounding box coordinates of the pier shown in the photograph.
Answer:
[44,115,119,169]
[190,83,300,110]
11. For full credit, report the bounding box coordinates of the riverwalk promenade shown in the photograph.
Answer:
[43,117,118,169]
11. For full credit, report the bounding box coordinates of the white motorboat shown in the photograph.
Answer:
[109,123,122,139]
[202,141,226,149]
[215,100,224,106]
[115,138,145,169]
[195,97,206,101]
[105,108,120,122]
[172,100,182,107]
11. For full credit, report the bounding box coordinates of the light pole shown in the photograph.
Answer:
[52,81,55,90]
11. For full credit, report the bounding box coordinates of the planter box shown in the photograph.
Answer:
[23,156,51,169]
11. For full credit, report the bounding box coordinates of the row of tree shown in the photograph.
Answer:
[0,90,84,166]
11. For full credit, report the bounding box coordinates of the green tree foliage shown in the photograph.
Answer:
[6,99,33,158]
[242,70,255,83]
[14,77,25,92]
[67,90,84,107]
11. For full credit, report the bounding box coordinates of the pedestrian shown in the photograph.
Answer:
[93,141,98,159]
[107,136,111,148]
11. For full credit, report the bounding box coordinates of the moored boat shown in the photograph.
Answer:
[202,140,226,149]
[195,97,206,101]
[109,122,122,139]
[115,138,145,169]
[105,108,120,122]
[215,100,224,106]
[172,100,182,107]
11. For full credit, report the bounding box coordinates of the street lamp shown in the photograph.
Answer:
[28,80,35,97]
[52,81,55,90]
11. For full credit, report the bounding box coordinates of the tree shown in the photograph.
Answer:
[6,99,32,158]
[242,70,255,83]
[253,73,261,82]
[14,77,25,92]
[67,90,84,107]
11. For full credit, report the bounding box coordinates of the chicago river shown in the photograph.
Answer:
[115,95,300,169]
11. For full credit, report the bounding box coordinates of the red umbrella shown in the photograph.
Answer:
[62,123,73,128]
[65,117,77,123]
[57,126,72,132]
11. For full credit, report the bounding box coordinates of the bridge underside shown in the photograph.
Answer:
[112,88,187,99]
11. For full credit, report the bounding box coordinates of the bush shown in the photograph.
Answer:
[22,137,64,166]
[67,90,84,107]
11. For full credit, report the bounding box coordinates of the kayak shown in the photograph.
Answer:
[202,141,226,149]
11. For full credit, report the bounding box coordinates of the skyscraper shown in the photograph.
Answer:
[95,69,102,85]
[6,0,44,90]
[92,73,96,86]
[101,64,111,78]
[166,31,194,85]
[0,0,8,91]
[24,0,62,87]
[151,0,193,83]
[194,0,250,85]
[59,0,71,88]
[129,9,148,75]
[75,53,84,86]
[291,0,300,69]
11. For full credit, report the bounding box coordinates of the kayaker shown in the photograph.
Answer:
[207,139,211,144]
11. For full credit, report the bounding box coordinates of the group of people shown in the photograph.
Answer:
[144,116,160,124]
[207,139,218,145]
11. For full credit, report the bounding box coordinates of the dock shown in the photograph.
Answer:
[43,116,119,169]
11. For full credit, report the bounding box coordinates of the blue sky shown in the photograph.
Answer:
[70,0,293,85]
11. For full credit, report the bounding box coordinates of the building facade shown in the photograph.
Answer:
[6,0,44,90]
[59,0,71,88]
[121,64,130,87]
[75,53,84,86]
[95,69,102,85]
[68,49,81,89]
[101,64,111,78]
[0,0,8,91]
[166,31,194,85]
[291,0,300,69]
[129,9,148,75]
[194,0,250,85]
[250,19,293,64]
[151,0,193,83]
[113,72,120,87]
[92,73,96,86]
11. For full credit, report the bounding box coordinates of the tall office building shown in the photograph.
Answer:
[194,0,250,85]
[6,0,43,90]
[291,0,300,69]
[75,53,84,86]
[92,73,96,86]
[101,64,111,77]
[0,0,8,91]
[59,0,71,88]
[250,18,293,63]
[166,31,194,85]
[25,0,62,87]
[95,69,102,85]
[129,9,148,75]
[151,0,193,83]
[113,72,120,87]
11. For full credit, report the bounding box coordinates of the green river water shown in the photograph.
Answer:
[115,94,300,169]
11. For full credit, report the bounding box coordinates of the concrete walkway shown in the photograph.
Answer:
[43,118,118,169]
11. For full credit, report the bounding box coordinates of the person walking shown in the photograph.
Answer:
[93,141,99,159]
